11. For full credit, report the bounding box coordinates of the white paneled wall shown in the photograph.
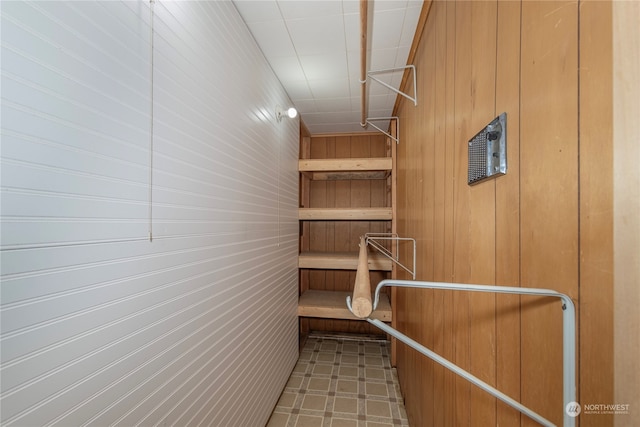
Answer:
[0,1,299,425]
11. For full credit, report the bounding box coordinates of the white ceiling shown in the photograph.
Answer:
[232,0,424,134]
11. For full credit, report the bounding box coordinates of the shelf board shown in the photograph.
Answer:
[298,251,393,271]
[299,157,392,172]
[299,158,392,181]
[299,207,393,220]
[302,171,390,181]
[298,290,392,322]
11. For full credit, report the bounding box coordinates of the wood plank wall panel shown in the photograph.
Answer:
[303,134,389,335]
[451,3,473,425]
[0,2,299,426]
[613,2,640,424]
[430,3,448,424]
[520,2,579,425]
[393,1,615,426]
[578,3,614,427]
[441,3,458,424]
[494,0,523,425]
[420,9,437,424]
[466,2,498,425]
[393,103,414,413]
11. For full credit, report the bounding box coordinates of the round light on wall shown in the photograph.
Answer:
[276,105,298,122]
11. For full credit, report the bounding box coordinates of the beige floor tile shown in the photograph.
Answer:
[364,344,382,354]
[342,342,360,353]
[340,354,359,365]
[365,382,388,397]
[299,350,314,361]
[336,379,358,394]
[276,392,297,408]
[331,418,358,427]
[286,375,303,389]
[338,366,359,378]
[301,394,327,411]
[295,414,324,427]
[308,377,330,391]
[293,362,308,373]
[317,352,336,363]
[312,363,334,376]
[364,367,385,380]
[364,355,384,366]
[333,396,358,414]
[366,400,391,418]
[320,341,339,351]
[266,412,289,427]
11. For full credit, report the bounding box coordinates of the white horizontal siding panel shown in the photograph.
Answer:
[1,161,147,213]
[1,0,151,249]
[2,236,286,353]
[0,92,148,167]
[1,1,298,426]
[71,288,297,427]
[1,27,149,143]
[2,252,296,425]
[120,266,297,427]
[2,2,150,101]
[1,65,149,143]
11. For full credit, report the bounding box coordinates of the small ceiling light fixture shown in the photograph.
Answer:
[276,105,298,122]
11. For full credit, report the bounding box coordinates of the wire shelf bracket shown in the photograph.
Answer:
[365,117,399,144]
[365,233,415,279]
[367,65,417,106]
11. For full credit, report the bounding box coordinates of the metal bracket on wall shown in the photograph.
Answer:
[365,233,416,279]
[365,117,399,144]
[367,65,417,106]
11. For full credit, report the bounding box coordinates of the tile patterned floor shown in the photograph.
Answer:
[267,334,409,427]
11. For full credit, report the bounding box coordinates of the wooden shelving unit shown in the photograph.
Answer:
[298,134,395,335]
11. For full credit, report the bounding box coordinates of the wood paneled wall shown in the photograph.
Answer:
[300,134,391,335]
[394,1,614,426]
[613,2,640,425]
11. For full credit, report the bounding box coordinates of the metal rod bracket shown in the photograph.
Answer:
[364,233,415,279]
[364,117,399,144]
[367,65,417,106]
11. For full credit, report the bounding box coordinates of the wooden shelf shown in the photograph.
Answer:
[302,170,390,180]
[299,207,393,220]
[299,251,393,271]
[298,290,392,322]
[299,158,392,181]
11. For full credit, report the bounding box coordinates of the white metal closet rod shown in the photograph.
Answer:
[349,279,577,427]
